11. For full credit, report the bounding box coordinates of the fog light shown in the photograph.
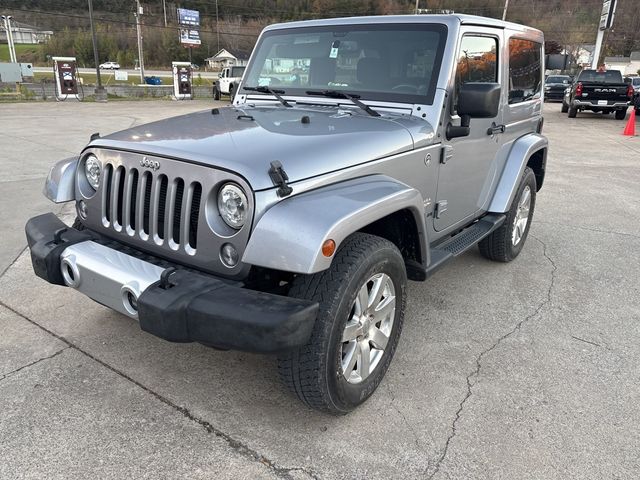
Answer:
[127,291,138,312]
[78,200,88,219]
[220,243,239,267]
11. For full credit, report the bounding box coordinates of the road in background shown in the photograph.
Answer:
[1,101,639,479]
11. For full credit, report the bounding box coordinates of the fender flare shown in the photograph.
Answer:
[43,156,78,203]
[488,133,548,213]
[242,175,428,274]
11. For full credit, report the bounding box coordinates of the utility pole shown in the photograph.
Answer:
[135,0,145,83]
[502,0,510,21]
[87,0,106,101]
[215,0,220,53]
[415,0,419,15]
[162,0,167,27]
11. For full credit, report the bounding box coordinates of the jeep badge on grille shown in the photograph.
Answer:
[140,157,160,171]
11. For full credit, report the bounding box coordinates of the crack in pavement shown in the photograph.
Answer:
[0,346,71,383]
[426,235,557,479]
[385,383,421,449]
[0,246,29,281]
[0,300,320,480]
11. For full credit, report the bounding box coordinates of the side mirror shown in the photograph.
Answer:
[447,83,501,140]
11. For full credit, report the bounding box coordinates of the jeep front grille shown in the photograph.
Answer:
[79,149,254,278]
[102,165,202,253]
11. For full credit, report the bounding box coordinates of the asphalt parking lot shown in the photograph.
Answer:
[1,100,639,479]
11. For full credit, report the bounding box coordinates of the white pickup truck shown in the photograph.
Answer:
[213,66,246,101]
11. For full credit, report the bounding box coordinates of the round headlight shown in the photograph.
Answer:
[217,183,248,229]
[84,155,102,190]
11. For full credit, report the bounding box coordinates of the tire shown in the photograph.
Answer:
[568,105,577,118]
[479,167,536,263]
[561,102,569,113]
[213,85,220,100]
[278,233,407,414]
[615,109,627,120]
[229,85,235,102]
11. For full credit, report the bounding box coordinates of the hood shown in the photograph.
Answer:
[92,105,435,190]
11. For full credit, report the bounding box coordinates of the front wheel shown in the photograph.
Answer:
[278,233,407,414]
[561,101,569,113]
[479,167,536,262]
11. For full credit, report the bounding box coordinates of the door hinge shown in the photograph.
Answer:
[435,200,448,219]
[441,145,453,164]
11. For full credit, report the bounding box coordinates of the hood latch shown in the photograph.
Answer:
[269,161,293,198]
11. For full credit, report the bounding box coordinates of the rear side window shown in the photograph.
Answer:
[508,38,542,104]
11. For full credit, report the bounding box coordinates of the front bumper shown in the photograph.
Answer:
[25,213,318,353]
[544,90,565,100]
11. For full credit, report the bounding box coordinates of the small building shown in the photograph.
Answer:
[204,48,250,70]
[562,44,595,68]
[604,52,640,76]
[0,20,53,44]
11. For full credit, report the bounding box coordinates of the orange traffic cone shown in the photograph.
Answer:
[623,109,636,136]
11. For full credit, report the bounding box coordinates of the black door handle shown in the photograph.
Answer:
[487,123,506,135]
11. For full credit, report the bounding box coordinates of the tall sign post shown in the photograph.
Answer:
[591,0,617,69]
[177,8,201,66]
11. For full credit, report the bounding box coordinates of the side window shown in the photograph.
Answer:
[454,35,498,111]
[508,38,542,104]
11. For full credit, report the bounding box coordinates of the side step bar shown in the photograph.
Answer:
[425,214,506,278]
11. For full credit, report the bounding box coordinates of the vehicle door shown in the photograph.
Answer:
[501,34,543,171]
[434,29,505,232]
[219,68,230,93]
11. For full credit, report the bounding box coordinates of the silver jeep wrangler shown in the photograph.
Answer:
[26,14,547,414]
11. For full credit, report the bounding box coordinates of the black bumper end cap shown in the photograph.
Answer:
[25,213,93,286]
[138,270,318,353]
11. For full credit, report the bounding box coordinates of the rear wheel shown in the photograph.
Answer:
[213,85,220,100]
[229,85,235,102]
[568,105,578,118]
[479,167,536,262]
[278,233,407,414]
[615,109,627,120]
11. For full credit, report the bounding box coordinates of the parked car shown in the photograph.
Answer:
[625,76,640,94]
[544,75,571,101]
[144,76,162,85]
[26,14,548,414]
[190,63,200,70]
[564,69,633,119]
[99,61,120,70]
[213,65,245,101]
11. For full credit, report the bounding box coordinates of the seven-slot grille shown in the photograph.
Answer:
[101,163,202,254]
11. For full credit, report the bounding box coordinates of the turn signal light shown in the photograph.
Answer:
[322,239,336,257]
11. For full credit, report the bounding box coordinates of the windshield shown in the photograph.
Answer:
[231,66,246,77]
[578,70,623,84]
[633,78,640,86]
[242,23,448,105]
[547,76,569,84]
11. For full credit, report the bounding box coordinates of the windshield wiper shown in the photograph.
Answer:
[305,90,381,117]
[242,86,292,107]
